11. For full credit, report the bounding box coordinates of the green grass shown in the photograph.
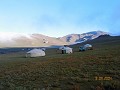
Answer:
[0,39,120,90]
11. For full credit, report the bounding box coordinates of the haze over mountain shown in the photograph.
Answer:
[0,31,108,48]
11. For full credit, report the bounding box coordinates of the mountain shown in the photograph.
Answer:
[0,31,108,48]
[0,33,67,47]
[70,35,120,50]
[58,31,108,44]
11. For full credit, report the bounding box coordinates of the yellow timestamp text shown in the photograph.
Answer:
[95,76,112,80]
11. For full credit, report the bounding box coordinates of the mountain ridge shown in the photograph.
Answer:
[0,31,108,47]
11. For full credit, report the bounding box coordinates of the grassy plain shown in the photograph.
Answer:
[0,36,120,90]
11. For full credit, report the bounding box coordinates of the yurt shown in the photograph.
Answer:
[83,44,93,50]
[61,47,73,54]
[26,49,45,57]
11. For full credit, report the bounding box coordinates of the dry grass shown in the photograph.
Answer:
[0,39,120,90]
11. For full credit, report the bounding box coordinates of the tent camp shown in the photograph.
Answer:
[59,47,73,54]
[26,49,45,57]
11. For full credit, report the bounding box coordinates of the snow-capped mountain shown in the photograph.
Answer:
[0,31,108,47]
[58,31,108,44]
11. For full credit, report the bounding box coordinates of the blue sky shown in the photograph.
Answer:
[0,0,120,37]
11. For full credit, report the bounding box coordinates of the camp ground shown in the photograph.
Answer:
[0,36,120,90]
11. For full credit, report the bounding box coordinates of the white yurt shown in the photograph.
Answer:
[26,49,45,57]
[83,44,93,50]
[61,47,73,54]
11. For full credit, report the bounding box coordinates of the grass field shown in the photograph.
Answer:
[0,36,120,90]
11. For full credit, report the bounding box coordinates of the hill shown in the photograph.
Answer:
[59,31,108,44]
[0,31,108,48]
[70,35,120,50]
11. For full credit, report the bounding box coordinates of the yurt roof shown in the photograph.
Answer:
[27,49,44,53]
[84,44,92,47]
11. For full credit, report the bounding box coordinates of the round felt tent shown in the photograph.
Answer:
[26,49,45,57]
[84,44,93,50]
[61,47,73,54]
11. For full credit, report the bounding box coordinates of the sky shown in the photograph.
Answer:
[0,0,120,37]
